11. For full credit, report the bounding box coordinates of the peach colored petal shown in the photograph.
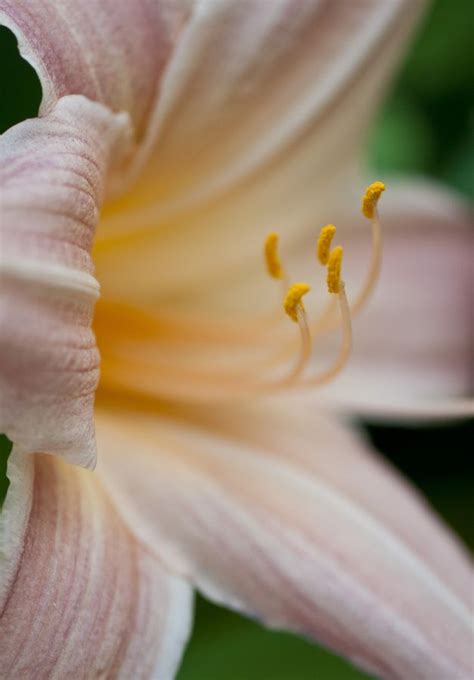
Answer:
[96,0,425,304]
[101,0,426,234]
[314,179,473,418]
[95,401,473,680]
[0,448,193,679]
[0,96,131,467]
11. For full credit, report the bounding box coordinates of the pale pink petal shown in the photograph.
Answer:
[0,448,193,679]
[0,96,131,466]
[0,0,186,139]
[314,179,473,418]
[95,401,473,680]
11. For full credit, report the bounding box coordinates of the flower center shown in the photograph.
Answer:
[95,182,384,402]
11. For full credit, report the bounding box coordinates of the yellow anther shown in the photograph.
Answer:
[264,232,284,280]
[362,181,385,219]
[317,224,336,265]
[327,246,343,294]
[283,283,311,322]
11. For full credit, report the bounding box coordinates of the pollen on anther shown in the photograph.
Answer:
[317,224,336,265]
[327,246,343,294]
[362,181,385,219]
[283,283,311,322]
[264,232,284,280]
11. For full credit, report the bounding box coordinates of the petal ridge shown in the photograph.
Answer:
[0,95,132,467]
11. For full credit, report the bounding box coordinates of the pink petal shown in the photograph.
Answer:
[95,401,473,680]
[0,448,192,678]
[0,96,131,466]
[0,0,186,138]
[315,180,473,418]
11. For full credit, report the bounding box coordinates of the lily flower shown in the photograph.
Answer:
[0,1,472,678]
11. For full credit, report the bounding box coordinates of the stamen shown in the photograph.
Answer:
[311,180,385,333]
[327,246,343,294]
[297,242,351,387]
[317,224,336,265]
[257,183,383,391]
[283,282,311,322]
[260,218,353,387]
[352,180,384,314]
[362,181,385,219]
[282,283,312,380]
[299,279,352,387]
[264,232,285,280]
[277,246,351,387]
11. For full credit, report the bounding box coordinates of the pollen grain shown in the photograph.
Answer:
[264,232,285,280]
[283,283,311,322]
[317,224,336,265]
[362,181,385,219]
[327,246,343,294]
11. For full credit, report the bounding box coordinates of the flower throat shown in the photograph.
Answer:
[95,183,385,402]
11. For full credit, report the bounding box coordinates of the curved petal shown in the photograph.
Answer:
[315,179,473,418]
[0,0,186,140]
[1,0,425,220]
[0,448,193,679]
[95,400,473,680]
[0,96,131,466]
[86,0,427,304]
[99,0,425,243]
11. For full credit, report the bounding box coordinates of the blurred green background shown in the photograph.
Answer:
[0,0,472,678]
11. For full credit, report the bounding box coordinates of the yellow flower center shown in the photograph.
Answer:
[95,181,384,401]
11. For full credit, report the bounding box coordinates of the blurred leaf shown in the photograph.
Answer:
[441,129,474,198]
[366,420,474,549]
[368,0,473,199]
[0,25,41,134]
[178,596,372,680]
[400,0,474,96]
[0,435,12,509]
[368,96,435,174]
